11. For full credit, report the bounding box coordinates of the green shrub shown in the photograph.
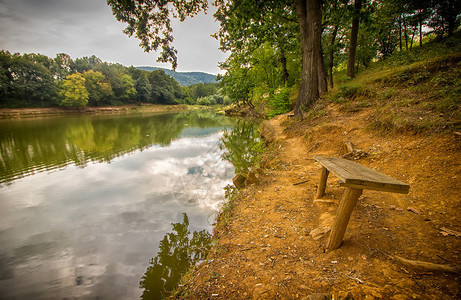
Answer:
[266,86,292,118]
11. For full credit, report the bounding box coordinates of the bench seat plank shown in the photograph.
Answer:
[314,156,410,194]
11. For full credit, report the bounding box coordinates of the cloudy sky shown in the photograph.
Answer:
[0,0,227,74]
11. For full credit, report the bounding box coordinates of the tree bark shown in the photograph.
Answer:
[328,24,339,89]
[347,0,361,78]
[403,13,408,50]
[294,0,321,118]
[419,20,423,47]
[398,16,402,51]
[318,45,328,95]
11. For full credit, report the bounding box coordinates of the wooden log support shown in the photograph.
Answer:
[315,167,329,199]
[326,187,363,250]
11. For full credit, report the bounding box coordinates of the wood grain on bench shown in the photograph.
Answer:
[314,156,410,194]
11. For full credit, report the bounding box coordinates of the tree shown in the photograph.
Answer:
[6,53,59,106]
[53,53,73,80]
[107,0,325,118]
[134,73,152,102]
[107,0,208,70]
[59,72,89,107]
[294,0,323,115]
[140,213,212,299]
[148,69,183,104]
[82,70,112,105]
[428,0,461,37]
[346,0,362,78]
[213,0,299,85]
[120,73,137,101]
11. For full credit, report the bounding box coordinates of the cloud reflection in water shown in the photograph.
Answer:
[0,129,234,299]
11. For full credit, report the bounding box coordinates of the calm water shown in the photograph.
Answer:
[0,111,236,299]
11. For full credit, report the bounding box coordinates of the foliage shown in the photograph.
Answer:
[139,213,212,299]
[0,51,190,107]
[0,111,234,184]
[107,0,209,70]
[220,120,265,175]
[0,51,59,107]
[82,70,112,106]
[59,72,89,107]
[106,0,461,116]
[329,32,461,133]
[266,86,293,118]
[136,66,217,86]
[120,73,137,101]
[148,70,184,104]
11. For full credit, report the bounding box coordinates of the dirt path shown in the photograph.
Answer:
[179,105,461,299]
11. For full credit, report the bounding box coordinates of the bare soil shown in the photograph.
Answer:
[177,104,461,299]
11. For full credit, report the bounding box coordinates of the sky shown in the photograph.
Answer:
[0,0,227,74]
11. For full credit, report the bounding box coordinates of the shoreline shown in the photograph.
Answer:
[175,106,461,299]
[0,104,190,119]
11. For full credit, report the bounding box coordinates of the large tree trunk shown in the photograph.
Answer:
[328,24,339,89]
[318,46,327,95]
[294,0,322,118]
[347,0,361,78]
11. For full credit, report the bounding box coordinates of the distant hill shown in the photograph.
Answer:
[136,66,218,86]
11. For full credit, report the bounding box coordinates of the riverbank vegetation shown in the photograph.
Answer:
[0,51,224,108]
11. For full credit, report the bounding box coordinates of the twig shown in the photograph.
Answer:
[391,255,460,274]
[344,274,364,284]
[293,179,309,186]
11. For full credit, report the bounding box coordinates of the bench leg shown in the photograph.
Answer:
[326,187,363,251]
[315,167,329,199]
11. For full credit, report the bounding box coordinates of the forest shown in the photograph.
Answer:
[0,51,224,108]
[108,0,460,118]
[1,0,459,115]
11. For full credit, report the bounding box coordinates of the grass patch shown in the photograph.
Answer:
[327,32,461,133]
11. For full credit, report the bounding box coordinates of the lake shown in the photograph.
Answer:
[0,110,243,299]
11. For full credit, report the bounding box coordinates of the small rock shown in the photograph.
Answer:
[233,173,246,189]
[309,227,331,240]
[245,170,259,185]
[307,294,331,300]
[299,285,310,290]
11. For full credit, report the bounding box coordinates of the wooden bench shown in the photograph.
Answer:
[313,156,410,251]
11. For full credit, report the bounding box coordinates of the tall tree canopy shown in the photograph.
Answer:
[107,0,209,70]
[108,0,326,118]
[107,0,460,117]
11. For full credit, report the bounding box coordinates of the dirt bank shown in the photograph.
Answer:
[176,103,461,299]
[0,104,188,119]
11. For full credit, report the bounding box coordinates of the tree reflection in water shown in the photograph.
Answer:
[139,213,212,299]
[219,119,265,175]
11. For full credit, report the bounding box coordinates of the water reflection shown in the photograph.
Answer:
[0,110,232,184]
[220,119,265,174]
[0,111,235,299]
[140,213,212,300]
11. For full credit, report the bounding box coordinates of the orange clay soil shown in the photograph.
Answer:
[177,103,461,300]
